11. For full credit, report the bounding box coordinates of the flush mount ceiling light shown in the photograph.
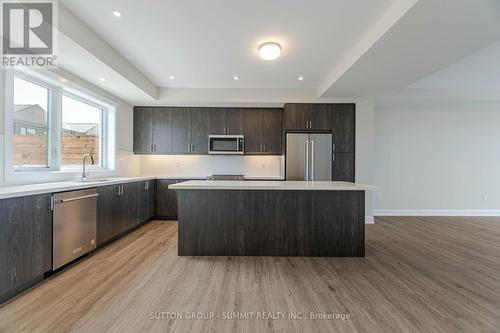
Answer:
[298,76,304,81]
[233,76,239,80]
[99,77,107,82]
[113,10,122,17]
[258,42,281,60]
[169,75,175,80]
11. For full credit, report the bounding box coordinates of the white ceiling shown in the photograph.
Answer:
[410,40,500,91]
[59,0,395,89]
[320,0,500,97]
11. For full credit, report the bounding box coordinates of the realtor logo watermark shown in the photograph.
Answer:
[1,0,58,68]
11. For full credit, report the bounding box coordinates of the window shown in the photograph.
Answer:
[13,76,50,168]
[8,71,115,176]
[62,94,104,167]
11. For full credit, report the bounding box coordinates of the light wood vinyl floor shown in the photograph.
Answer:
[1,217,499,333]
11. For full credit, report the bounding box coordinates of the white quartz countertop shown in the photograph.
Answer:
[0,177,156,200]
[169,180,375,191]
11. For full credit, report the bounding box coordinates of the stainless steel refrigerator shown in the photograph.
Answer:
[286,133,332,181]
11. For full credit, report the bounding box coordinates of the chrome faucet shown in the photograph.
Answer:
[81,153,95,182]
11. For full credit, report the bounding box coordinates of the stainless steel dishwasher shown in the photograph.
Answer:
[53,188,98,270]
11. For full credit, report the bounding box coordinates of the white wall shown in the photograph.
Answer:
[374,100,500,215]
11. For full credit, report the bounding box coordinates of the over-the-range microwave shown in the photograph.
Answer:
[208,135,244,155]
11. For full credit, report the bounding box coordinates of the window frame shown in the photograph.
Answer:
[3,69,116,182]
[10,71,56,171]
[60,91,108,171]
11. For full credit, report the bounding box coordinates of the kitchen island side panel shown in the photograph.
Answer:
[177,189,365,257]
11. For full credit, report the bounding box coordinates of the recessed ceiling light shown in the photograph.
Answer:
[233,76,239,80]
[99,77,107,82]
[298,76,304,81]
[169,75,175,80]
[59,77,68,83]
[259,42,281,61]
[112,10,121,17]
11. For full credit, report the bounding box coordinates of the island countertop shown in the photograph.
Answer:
[169,180,375,191]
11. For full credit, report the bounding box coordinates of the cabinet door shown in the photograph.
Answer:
[0,194,52,299]
[136,180,155,223]
[284,104,310,130]
[244,109,263,153]
[226,109,244,135]
[189,108,209,154]
[153,108,172,153]
[121,182,139,233]
[208,108,226,135]
[332,152,355,182]
[97,185,121,245]
[133,107,153,153]
[261,108,282,154]
[332,104,355,153]
[310,104,331,131]
[171,108,191,153]
[155,179,183,219]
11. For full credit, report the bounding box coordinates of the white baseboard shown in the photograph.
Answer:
[374,210,500,217]
[365,216,375,224]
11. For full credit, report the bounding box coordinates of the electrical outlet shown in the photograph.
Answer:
[482,194,488,201]
[376,193,383,201]
[261,163,266,169]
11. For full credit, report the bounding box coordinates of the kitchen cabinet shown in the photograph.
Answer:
[153,108,172,153]
[331,104,355,153]
[332,152,355,182]
[133,107,154,153]
[0,194,52,303]
[133,107,172,154]
[97,184,122,245]
[284,104,331,131]
[156,179,192,219]
[244,108,282,154]
[208,108,244,135]
[171,108,191,153]
[97,181,153,245]
[137,180,155,224]
[189,108,209,154]
[134,107,281,155]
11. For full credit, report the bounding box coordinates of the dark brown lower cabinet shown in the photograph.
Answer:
[0,194,52,303]
[137,180,155,224]
[97,180,155,246]
[332,152,355,182]
[155,179,186,219]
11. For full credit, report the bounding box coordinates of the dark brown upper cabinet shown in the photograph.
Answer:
[189,108,209,154]
[208,108,244,135]
[331,104,355,153]
[133,107,153,153]
[244,108,282,154]
[284,104,331,131]
[134,106,282,155]
[133,107,172,154]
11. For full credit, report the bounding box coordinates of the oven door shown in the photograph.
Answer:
[209,136,244,154]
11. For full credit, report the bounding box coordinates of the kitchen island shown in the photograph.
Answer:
[169,180,374,257]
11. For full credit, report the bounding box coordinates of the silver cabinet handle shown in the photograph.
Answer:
[311,140,315,181]
[60,193,99,203]
[188,144,191,152]
[154,144,157,151]
[144,182,149,190]
[332,143,335,152]
[305,140,309,181]
[150,144,153,151]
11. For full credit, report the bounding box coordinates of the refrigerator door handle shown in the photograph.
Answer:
[311,140,315,181]
[305,140,309,181]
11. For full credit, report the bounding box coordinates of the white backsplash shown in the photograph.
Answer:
[139,155,284,178]
[117,150,141,177]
